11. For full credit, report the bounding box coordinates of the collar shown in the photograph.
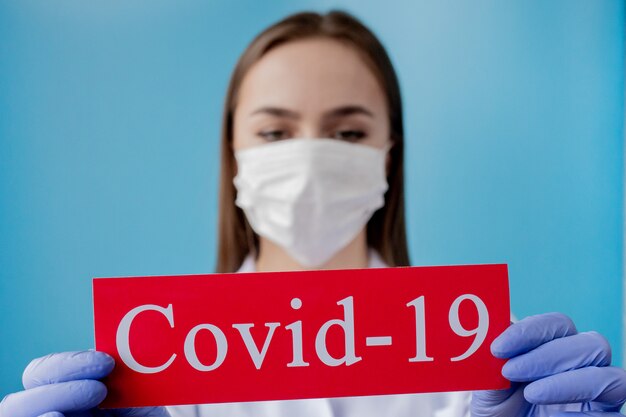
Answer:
[236,248,389,273]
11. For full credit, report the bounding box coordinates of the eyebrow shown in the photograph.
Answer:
[249,105,375,120]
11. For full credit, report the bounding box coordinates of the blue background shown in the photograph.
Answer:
[1,0,624,395]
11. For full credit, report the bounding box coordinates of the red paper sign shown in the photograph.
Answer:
[93,264,510,408]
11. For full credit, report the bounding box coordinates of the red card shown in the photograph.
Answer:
[93,264,510,408]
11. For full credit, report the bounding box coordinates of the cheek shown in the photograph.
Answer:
[233,135,267,151]
[231,137,243,152]
[231,116,253,151]
[363,123,392,150]
[232,116,268,151]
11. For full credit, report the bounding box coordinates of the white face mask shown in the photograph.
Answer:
[233,138,389,267]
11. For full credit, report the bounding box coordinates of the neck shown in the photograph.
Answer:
[255,229,369,272]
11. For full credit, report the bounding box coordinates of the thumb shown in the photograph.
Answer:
[551,413,625,416]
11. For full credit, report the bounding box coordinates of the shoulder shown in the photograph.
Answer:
[234,250,387,272]
[368,248,388,268]
[236,253,256,273]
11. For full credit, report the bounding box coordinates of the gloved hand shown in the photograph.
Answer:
[471,313,626,417]
[0,350,170,417]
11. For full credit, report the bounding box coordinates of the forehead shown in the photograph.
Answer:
[235,37,386,114]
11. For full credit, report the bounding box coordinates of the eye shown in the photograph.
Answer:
[257,130,288,141]
[333,130,366,142]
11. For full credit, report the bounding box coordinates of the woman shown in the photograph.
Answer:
[1,9,624,417]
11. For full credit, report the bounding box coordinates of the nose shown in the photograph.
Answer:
[298,125,322,139]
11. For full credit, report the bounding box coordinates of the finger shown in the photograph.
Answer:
[471,383,521,406]
[524,366,626,407]
[551,413,625,417]
[112,407,171,417]
[23,351,115,389]
[491,312,577,359]
[471,383,533,417]
[503,331,611,381]
[0,380,107,417]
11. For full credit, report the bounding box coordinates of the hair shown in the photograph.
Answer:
[216,9,410,272]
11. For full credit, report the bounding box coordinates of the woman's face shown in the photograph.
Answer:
[232,37,391,151]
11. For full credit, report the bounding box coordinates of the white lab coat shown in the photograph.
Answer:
[167,249,472,417]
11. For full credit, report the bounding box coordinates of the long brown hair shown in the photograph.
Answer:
[216,9,410,272]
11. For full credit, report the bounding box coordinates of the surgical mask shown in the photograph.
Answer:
[233,138,389,267]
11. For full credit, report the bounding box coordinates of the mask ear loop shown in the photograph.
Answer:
[233,149,260,262]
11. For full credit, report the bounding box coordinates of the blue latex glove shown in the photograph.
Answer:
[0,350,169,417]
[471,313,626,417]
